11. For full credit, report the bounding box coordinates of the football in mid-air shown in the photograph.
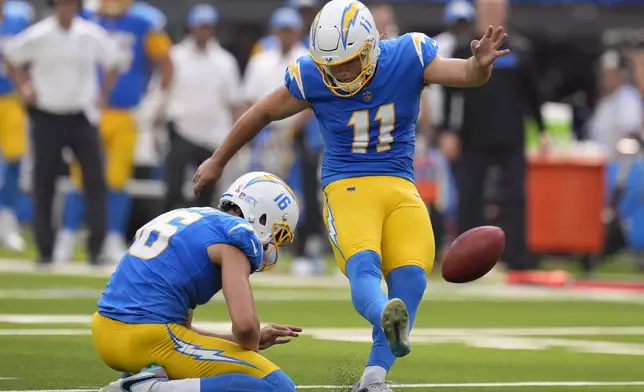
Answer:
[441,226,506,283]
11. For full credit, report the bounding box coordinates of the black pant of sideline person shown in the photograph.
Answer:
[292,130,324,259]
[457,147,536,270]
[163,122,216,212]
[29,107,106,265]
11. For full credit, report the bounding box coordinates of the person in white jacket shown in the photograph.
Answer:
[161,4,244,210]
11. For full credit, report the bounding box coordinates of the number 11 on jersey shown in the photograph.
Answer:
[348,103,396,153]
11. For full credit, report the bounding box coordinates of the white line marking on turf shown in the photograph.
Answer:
[4,316,644,337]
[0,315,92,323]
[0,329,91,336]
[297,382,644,389]
[0,377,17,380]
[4,382,644,391]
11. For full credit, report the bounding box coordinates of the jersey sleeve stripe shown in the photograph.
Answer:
[288,61,306,99]
[412,33,426,67]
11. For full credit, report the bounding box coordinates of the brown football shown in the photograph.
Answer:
[441,226,506,283]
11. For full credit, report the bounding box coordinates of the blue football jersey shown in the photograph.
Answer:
[98,207,263,324]
[285,33,438,187]
[0,1,32,96]
[82,4,168,108]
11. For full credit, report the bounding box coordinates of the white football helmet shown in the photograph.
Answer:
[309,0,381,97]
[219,172,299,271]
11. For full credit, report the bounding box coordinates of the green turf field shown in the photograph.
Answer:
[0,264,644,392]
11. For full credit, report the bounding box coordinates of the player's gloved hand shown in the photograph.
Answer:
[193,157,224,195]
[258,324,302,350]
[470,25,510,68]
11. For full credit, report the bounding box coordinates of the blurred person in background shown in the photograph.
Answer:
[426,1,477,255]
[587,50,643,269]
[249,1,325,277]
[161,4,243,212]
[5,0,119,266]
[369,2,399,39]
[54,0,173,264]
[588,50,643,160]
[242,7,308,179]
[270,1,327,277]
[431,0,476,150]
[441,0,565,286]
[251,0,318,55]
[0,0,33,252]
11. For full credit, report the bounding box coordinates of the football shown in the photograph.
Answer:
[441,226,506,283]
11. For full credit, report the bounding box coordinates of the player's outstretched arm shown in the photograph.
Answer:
[212,86,310,166]
[193,86,311,195]
[424,25,510,88]
[209,244,261,352]
[183,309,243,345]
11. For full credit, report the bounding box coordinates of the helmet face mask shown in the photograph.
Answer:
[219,172,300,272]
[309,0,381,97]
[318,38,377,96]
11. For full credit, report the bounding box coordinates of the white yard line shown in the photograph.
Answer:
[2,286,644,304]
[3,381,644,391]
[2,288,644,303]
[0,329,91,336]
[2,323,644,337]
[300,382,644,389]
[4,315,644,336]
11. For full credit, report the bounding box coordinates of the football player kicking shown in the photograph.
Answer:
[193,1,509,391]
[94,172,300,392]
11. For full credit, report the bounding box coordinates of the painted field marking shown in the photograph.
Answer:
[0,329,91,336]
[3,381,644,391]
[3,323,644,356]
[3,316,644,337]
[1,285,643,304]
[299,382,644,389]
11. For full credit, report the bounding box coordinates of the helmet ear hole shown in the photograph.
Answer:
[259,214,267,226]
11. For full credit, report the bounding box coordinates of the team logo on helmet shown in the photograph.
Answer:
[340,2,361,49]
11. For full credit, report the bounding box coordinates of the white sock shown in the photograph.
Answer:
[361,366,387,387]
[148,378,200,392]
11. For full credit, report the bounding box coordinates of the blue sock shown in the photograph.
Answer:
[107,190,131,236]
[367,265,427,372]
[61,191,86,231]
[200,370,295,392]
[346,250,388,329]
[0,162,20,209]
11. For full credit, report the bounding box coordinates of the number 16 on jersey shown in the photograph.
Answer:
[349,103,396,154]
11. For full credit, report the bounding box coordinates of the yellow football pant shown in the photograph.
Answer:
[323,176,436,276]
[91,313,280,380]
[70,110,136,190]
[0,95,26,161]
